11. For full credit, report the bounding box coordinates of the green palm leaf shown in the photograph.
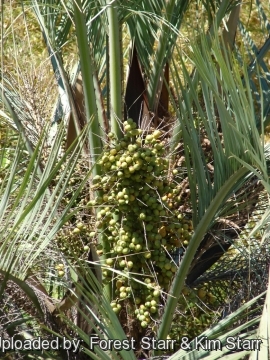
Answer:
[157,29,269,345]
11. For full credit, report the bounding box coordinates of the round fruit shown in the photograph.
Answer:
[120,292,127,299]
[112,306,121,314]
[127,261,133,269]
[182,287,190,296]
[76,222,84,229]
[198,288,207,299]
[135,244,142,251]
[153,289,161,297]
[106,258,114,266]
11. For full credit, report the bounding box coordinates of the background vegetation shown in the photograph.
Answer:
[1,0,270,359]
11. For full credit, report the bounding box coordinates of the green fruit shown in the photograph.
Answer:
[153,130,162,139]
[135,244,142,251]
[127,261,133,269]
[116,246,123,254]
[145,224,154,231]
[171,264,177,272]
[129,243,135,250]
[139,213,146,220]
[144,251,151,259]
[112,306,121,314]
[153,289,161,297]
[124,124,132,131]
[119,260,126,267]
[154,240,161,248]
[118,240,126,247]
[120,291,127,299]
[106,258,114,266]
[110,148,117,155]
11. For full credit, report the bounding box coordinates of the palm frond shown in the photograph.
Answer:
[157,28,269,343]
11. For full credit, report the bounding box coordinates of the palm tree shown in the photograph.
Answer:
[1,0,270,359]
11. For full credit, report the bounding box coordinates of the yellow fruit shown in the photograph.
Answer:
[198,288,207,299]
[158,226,166,237]
[208,293,216,304]
[153,130,162,139]
[112,306,120,314]
[76,222,84,229]
[182,287,190,296]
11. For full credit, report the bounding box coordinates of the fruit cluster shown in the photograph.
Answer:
[54,220,91,276]
[53,160,93,274]
[169,285,219,341]
[89,119,193,327]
